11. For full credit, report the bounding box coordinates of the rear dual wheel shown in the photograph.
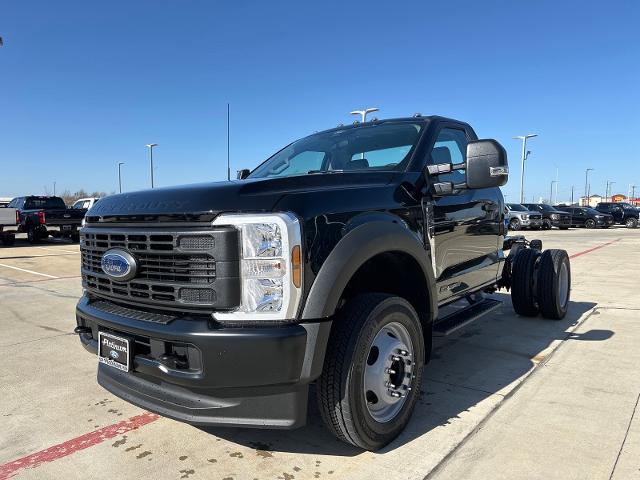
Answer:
[317,294,424,451]
[511,248,570,320]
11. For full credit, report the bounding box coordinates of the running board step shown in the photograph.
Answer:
[433,298,502,337]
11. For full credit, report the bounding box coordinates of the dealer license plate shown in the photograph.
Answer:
[98,331,131,372]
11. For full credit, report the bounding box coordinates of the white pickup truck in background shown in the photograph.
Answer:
[0,207,18,246]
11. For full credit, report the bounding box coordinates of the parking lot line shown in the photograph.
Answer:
[0,412,159,480]
[32,246,80,254]
[569,238,619,259]
[0,263,59,279]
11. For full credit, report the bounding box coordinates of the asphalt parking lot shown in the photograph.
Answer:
[1,228,639,480]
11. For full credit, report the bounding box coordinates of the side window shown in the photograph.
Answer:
[429,128,468,183]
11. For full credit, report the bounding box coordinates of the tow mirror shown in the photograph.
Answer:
[465,139,508,189]
[236,169,250,180]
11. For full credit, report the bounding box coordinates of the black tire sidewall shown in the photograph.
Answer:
[345,297,425,450]
[509,218,521,231]
[538,249,571,320]
[585,219,595,229]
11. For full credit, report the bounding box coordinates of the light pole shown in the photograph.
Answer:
[145,144,158,188]
[118,162,125,193]
[350,107,379,124]
[514,134,538,203]
[606,180,616,202]
[632,185,637,206]
[550,181,557,204]
[53,181,56,196]
[584,168,594,206]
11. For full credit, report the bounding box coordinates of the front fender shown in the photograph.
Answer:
[301,221,437,320]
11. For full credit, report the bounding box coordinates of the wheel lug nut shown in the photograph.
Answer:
[389,391,402,398]
[386,368,396,374]
[398,349,409,356]
[391,355,401,362]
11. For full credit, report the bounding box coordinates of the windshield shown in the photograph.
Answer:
[25,197,66,209]
[583,207,600,215]
[248,122,423,179]
[507,204,528,212]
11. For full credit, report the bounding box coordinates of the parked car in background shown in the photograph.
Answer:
[72,197,101,210]
[0,205,18,246]
[595,202,639,228]
[563,206,614,229]
[521,203,571,229]
[8,195,88,243]
[0,197,13,208]
[505,203,542,230]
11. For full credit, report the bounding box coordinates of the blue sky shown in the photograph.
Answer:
[1,0,639,202]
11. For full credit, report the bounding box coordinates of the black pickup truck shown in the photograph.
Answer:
[595,202,639,228]
[74,116,571,451]
[8,196,87,243]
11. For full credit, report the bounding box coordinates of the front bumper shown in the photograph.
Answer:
[76,295,330,429]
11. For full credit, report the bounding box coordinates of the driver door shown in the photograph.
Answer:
[426,125,503,304]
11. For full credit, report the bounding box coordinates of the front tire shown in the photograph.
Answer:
[625,217,638,229]
[509,218,521,231]
[542,219,552,230]
[317,294,425,451]
[585,219,596,229]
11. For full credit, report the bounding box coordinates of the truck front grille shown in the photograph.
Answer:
[80,226,240,313]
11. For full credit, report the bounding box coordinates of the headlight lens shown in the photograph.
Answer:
[211,213,302,322]
[550,213,560,220]
[521,214,529,220]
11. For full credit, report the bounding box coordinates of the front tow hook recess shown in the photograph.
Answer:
[74,326,92,335]
[158,353,188,370]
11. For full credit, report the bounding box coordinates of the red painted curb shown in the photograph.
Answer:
[0,412,159,480]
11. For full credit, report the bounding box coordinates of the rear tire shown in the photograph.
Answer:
[511,249,540,317]
[27,226,41,244]
[1,234,15,246]
[537,249,571,320]
[625,217,638,229]
[317,294,425,451]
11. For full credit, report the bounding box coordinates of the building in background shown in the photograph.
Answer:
[580,194,602,207]
[611,194,627,203]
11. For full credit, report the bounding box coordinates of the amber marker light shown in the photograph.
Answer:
[291,245,302,288]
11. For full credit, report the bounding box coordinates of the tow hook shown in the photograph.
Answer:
[73,326,92,335]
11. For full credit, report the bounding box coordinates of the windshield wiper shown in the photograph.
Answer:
[307,170,344,175]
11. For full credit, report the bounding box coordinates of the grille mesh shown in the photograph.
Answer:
[81,230,218,310]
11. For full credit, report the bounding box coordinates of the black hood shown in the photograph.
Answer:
[87,172,395,221]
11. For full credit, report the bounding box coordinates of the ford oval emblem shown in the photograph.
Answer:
[101,249,137,281]
[109,350,120,360]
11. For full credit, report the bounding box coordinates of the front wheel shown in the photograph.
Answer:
[509,218,521,231]
[542,219,552,230]
[317,294,425,451]
[585,219,596,229]
[625,217,638,229]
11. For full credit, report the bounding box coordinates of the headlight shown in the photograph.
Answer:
[521,214,529,220]
[550,213,560,220]
[81,217,86,228]
[595,215,603,218]
[212,213,302,323]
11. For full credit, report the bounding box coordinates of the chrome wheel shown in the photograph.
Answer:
[363,321,414,423]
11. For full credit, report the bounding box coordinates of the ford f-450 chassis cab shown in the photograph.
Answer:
[75,116,571,450]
